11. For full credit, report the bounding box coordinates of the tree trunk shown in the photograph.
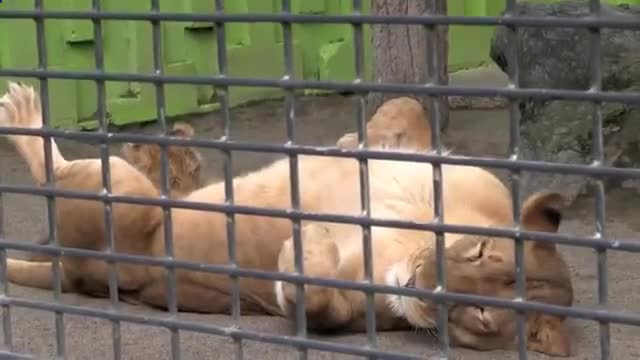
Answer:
[367,0,449,132]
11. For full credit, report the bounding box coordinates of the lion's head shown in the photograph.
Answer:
[121,122,203,197]
[387,191,573,356]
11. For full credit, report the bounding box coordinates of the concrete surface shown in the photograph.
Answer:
[1,94,640,359]
[449,64,509,87]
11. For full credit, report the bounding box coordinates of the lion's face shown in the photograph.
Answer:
[121,122,203,197]
[387,192,574,356]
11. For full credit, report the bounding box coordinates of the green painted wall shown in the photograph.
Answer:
[0,0,637,129]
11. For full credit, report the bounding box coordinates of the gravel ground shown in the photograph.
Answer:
[1,94,639,360]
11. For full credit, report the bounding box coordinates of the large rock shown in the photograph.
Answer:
[489,1,640,203]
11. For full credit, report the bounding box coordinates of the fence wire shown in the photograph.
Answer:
[0,0,637,359]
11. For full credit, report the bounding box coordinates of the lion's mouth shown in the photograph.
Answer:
[402,274,443,335]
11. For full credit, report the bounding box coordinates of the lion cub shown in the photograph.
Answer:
[121,122,203,198]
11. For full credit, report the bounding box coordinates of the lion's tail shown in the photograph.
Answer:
[0,82,68,185]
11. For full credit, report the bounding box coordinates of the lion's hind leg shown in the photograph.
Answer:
[6,258,73,292]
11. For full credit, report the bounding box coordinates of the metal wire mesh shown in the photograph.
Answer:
[0,0,637,359]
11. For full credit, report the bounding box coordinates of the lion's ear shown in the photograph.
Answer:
[521,191,564,233]
[527,314,571,357]
[184,147,203,175]
[520,191,565,252]
[170,122,195,138]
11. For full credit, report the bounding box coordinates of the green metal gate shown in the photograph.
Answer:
[0,0,637,129]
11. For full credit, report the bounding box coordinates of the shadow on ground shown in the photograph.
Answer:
[1,94,639,359]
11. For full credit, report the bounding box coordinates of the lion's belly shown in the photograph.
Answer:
[146,207,291,314]
[146,156,432,314]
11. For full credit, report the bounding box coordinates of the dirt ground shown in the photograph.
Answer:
[1,94,640,359]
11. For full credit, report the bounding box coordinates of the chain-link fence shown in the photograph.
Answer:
[0,0,639,359]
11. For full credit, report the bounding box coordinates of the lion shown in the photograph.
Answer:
[0,83,573,356]
[120,121,203,198]
[26,121,203,263]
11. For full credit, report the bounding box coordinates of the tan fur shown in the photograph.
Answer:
[388,191,573,356]
[27,121,203,263]
[0,83,573,356]
[336,97,431,151]
[121,121,203,198]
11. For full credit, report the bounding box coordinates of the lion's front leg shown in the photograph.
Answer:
[275,223,358,331]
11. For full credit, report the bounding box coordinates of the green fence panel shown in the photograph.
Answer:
[0,0,636,129]
[448,0,505,70]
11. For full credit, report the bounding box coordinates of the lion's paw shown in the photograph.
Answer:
[0,82,42,130]
[336,132,358,149]
[275,224,340,317]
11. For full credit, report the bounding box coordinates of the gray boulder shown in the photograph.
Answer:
[489,1,640,203]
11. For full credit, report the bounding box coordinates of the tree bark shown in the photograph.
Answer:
[367,0,449,131]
